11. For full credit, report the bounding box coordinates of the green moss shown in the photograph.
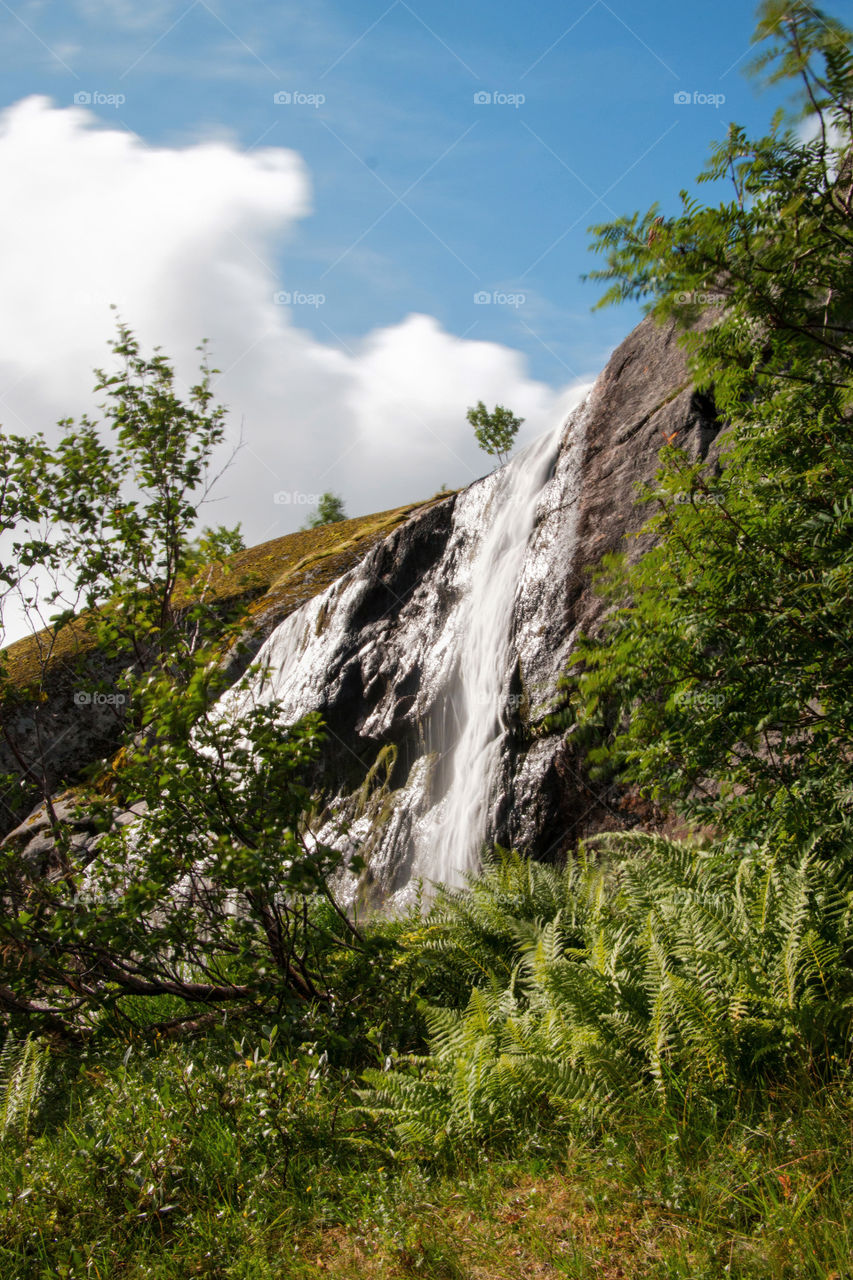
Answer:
[354,744,399,821]
[1,495,453,700]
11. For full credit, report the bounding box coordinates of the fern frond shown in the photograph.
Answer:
[0,1034,48,1141]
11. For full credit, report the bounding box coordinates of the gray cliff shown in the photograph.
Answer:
[1,316,722,890]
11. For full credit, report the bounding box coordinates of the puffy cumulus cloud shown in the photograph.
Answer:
[0,95,310,420]
[0,96,590,555]
[335,314,571,504]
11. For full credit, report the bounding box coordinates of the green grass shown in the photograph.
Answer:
[3,846,852,1279]
[1,1016,852,1278]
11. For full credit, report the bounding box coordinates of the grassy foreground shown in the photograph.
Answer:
[2,845,852,1280]
[1,1035,851,1279]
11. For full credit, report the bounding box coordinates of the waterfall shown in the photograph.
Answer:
[218,397,588,901]
[409,424,564,889]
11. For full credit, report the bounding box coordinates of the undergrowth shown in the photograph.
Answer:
[2,842,852,1280]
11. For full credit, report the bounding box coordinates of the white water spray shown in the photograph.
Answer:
[410,423,564,888]
[218,395,589,901]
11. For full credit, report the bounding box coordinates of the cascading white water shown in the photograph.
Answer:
[409,424,564,889]
[217,394,589,901]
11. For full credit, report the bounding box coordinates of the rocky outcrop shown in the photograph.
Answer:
[2,316,723,897]
[567,314,720,637]
[0,649,132,839]
[498,316,722,859]
[1,791,145,886]
[0,501,441,839]
[218,315,723,900]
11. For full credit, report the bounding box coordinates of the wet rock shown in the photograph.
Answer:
[3,315,722,898]
[220,315,722,900]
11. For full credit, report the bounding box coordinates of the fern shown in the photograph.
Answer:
[400,846,595,994]
[365,840,853,1149]
[0,1033,48,1140]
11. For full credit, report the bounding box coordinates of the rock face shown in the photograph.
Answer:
[1,792,146,886]
[218,316,723,901]
[2,316,723,895]
[0,502,437,839]
[0,651,132,838]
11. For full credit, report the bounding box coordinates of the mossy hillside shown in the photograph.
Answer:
[0,496,452,700]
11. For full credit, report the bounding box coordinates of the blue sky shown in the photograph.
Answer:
[0,0,849,550]
[2,0,796,376]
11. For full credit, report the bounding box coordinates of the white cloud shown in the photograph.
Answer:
[0,96,589,558]
[796,112,846,155]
